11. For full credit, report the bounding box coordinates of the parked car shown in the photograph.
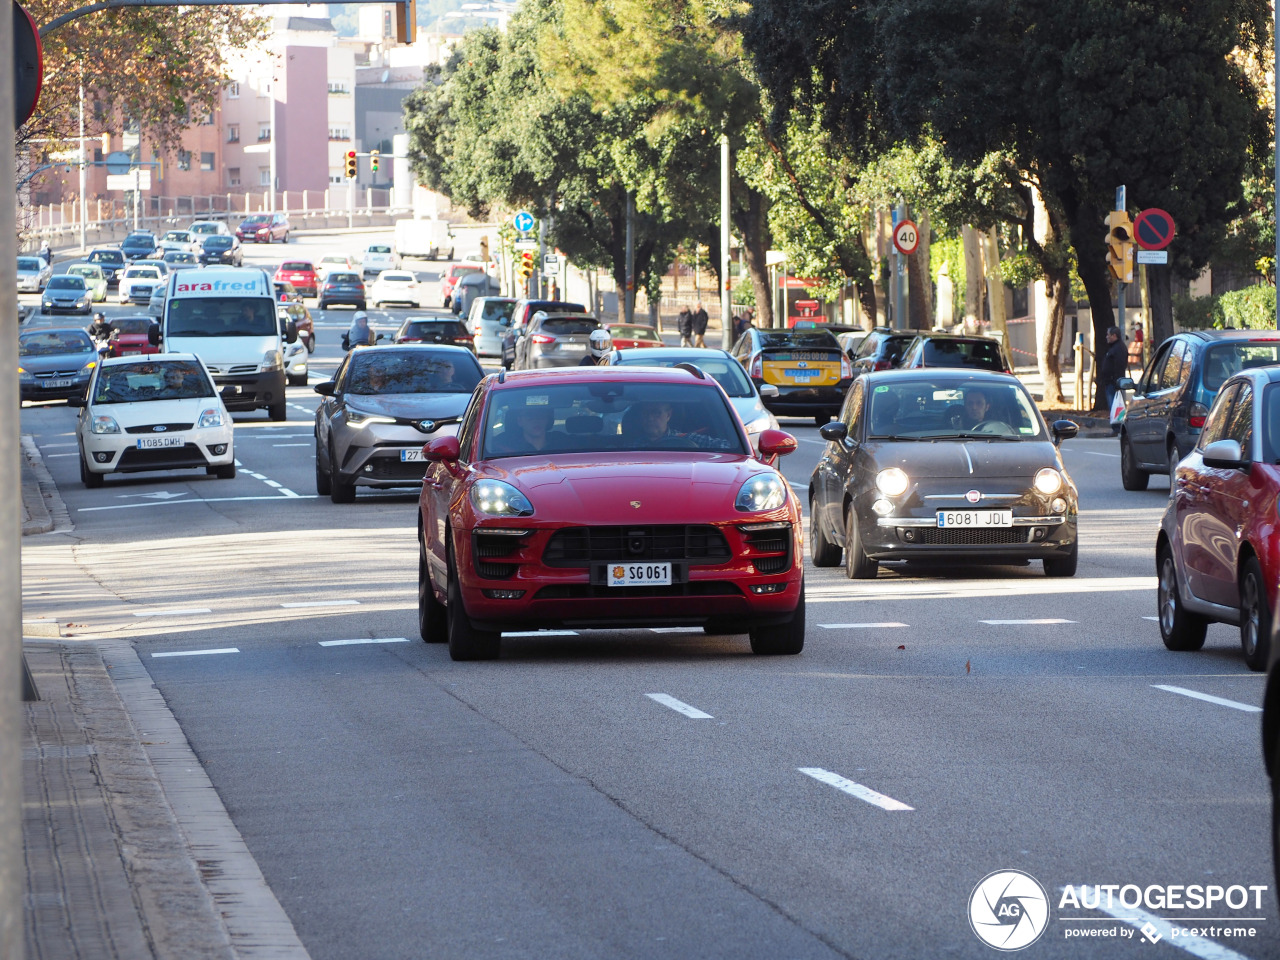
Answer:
[119,232,158,261]
[117,263,165,305]
[467,296,517,358]
[604,347,781,449]
[360,243,398,278]
[849,328,917,376]
[158,230,202,256]
[317,272,366,310]
[275,260,319,299]
[1119,330,1280,490]
[1156,366,1280,670]
[71,354,235,486]
[730,327,854,425]
[897,332,1014,373]
[809,369,1079,579]
[607,324,664,350]
[392,318,475,352]
[84,248,126,286]
[451,271,501,319]
[440,261,484,308]
[40,275,92,315]
[500,299,589,369]
[513,312,603,370]
[415,366,805,660]
[161,251,200,272]
[17,255,52,292]
[278,300,314,354]
[370,270,423,308]
[19,328,99,402]
[236,212,290,243]
[313,345,484,502]
[188,220,230,237]
[102,316,161,358]
[199,234,243,266]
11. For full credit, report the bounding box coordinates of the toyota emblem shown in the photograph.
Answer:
[419,419,437,433]
[966,489,981,503]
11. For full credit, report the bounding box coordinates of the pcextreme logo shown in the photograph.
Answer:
[969,870,1050,951]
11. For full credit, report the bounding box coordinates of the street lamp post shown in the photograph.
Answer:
[719,134,731,349]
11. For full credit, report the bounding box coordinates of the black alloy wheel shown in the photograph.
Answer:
[1240,556,1272,671]
[1157,547,1208,651]
[809,497,841,567]
[843,507,878,579]
[1120,432,1149,491]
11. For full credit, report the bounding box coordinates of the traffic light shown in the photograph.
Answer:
[370,149,379,174]
[479,235,489,263]
[515,250,535,281]
[395,0,416,44]
[1105,210,1135,283]
[344,150,357,179]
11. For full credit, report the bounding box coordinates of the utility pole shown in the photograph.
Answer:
[719,134,731,349]
[133,164,141,232]
[537,212,547,300]
[893,201,906,330]
[268,62,278,214]
[624,191,635,323]
[79,76,87,251]
[1116,185,1126,334]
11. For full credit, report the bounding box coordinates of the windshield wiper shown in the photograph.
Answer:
[867,434,927,441]
[932,432,1023,441]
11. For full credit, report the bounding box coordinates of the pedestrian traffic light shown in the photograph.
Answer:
[344,150,357,179]
[370,149,379,174]
[1105,210,1135,283]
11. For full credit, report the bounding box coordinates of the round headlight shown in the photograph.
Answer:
[1034,468,1063,495]
[735,472,786,512]
[875,467,910,497]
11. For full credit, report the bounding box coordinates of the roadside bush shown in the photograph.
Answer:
[1172,293,1220,330]
[1218,283,1276,330]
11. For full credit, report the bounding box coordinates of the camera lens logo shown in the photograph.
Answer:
[969,870,1050,951]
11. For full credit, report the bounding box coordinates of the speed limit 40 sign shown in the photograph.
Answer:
[893,219,920,256]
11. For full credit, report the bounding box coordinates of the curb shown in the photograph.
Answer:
[21,435,54,536]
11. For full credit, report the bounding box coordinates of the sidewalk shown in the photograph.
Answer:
[19,439,310,959]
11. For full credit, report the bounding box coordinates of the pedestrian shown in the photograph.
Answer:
[38,240,51,264]
[691,301,708,348]
[677,306,693,348]
[1098,324,1129,427]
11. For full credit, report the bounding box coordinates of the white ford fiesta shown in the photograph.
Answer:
[72,354,236,488]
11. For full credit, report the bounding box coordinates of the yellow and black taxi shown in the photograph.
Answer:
[730,327,853,424]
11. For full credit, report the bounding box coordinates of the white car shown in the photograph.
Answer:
[278,306,310,385]
[316,254,355,280]
[188,220,231,238]
[72,354,235,487]
[369,270,421,308]
[158,230,201,255]
[118,264,165,304]
[360,243,398,277]
[17,255,52,292]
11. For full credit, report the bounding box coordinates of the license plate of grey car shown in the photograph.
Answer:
[400,448,426,461]
[42,379,74,388]
[936,510,1012,528]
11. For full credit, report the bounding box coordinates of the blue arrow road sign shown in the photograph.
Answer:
[513,210,535,233]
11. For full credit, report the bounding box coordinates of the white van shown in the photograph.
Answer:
[394,218,454,260]
[152,266,296,420]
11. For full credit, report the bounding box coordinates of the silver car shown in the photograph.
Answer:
[17,255,52,293]
[312,345,484,503]
[467,296,517,357]
[513,312,603,369]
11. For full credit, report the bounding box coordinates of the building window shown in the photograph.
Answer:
[258,123,271,142]
[330,171,345,184]
[259,167,271,187]
[328,126,351,141]
[227,167,240,187]
[201,152,214,172]
[93,148,103,162]
[227,124,239,143]
[177,149,191,171]
[327,80,350,95]
[200,113,215,126]
[226,82,240,99]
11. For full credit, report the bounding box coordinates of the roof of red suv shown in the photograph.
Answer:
[494,366,718,389]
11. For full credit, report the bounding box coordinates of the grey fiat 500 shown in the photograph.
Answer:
[809,369,1080,579]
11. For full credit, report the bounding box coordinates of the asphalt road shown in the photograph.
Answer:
[18,229,1279,960]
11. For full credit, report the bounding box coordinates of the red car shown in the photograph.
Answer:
[608,323,664,350]
[104,316,161,358]
[441,262,485,308]
[1157,365,1280,670]
[275,260,318,299]
[236,213,291,243]
[416,367,805,660]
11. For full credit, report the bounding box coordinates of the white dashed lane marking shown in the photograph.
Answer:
[133,607,212,617]
[1075,888,1258,960]
[78,495,316,512]
[980,618,1076,625]
[502,629,578,637]
[318,638,410,647]
[799,768,914,811]
[646,693,713,719]
[152,648,239,658]
[1152,685,1261,714]
[281,600,360,608]
[819,622,908,630]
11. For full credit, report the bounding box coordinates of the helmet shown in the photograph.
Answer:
[93,312,105,322]
[589,328,611,359]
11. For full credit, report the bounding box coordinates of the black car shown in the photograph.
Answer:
[1119,330,1280,490]
[119,232,158,261]
[318,272,366,310]
[809,369,1079,578]
[898,332,1015,373]
[19,328,99,402]
[730,327,853,423]
[393,318,476,352]
[199,234,243,266]
[85,248,126,286]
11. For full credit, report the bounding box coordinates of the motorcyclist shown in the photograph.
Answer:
[87,312,112,343]
[578,328,612,366]
[342,312,376,351]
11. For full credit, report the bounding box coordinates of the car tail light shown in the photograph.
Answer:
[1189,402,1209,429]
[531,334,555,344]
[750,355,762,378]
[453,336,473,345]
[873,359,892,371]
[399,337,422,343]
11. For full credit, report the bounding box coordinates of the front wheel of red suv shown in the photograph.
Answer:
[419,533,446,643]
[446,565,500,661]
[750,590,805,655]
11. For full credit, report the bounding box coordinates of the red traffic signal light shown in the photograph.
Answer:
[344,150,357,179]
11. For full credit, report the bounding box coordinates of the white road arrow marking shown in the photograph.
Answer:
[116,491,189,500]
